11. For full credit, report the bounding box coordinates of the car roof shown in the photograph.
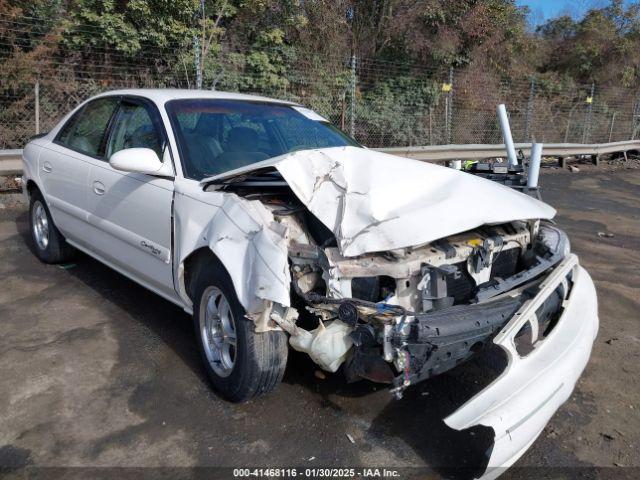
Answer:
[93,88,299,107]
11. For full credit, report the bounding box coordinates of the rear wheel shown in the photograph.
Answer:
[29,190,73,264]
[193,258,288,402]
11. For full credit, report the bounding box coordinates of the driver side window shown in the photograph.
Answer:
[106,102,163,159]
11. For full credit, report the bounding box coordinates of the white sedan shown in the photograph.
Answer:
[22,89,598,477]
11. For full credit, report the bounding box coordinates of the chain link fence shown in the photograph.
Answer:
[2,19,640,150]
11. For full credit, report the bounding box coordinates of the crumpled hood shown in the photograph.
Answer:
[206,146,556,257]
[275,147,555,256]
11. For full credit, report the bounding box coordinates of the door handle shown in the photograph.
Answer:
[42,161,52,173]
[92,181,106,195]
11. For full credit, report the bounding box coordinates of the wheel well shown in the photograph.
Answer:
[182,247,221,303]
[26,179,40,197]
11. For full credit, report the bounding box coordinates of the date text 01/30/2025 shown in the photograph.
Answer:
[233,468,401,478]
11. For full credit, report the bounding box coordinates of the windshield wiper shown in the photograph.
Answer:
[205,168,288,190]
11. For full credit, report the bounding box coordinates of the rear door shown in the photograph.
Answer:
[84,97,177,298]
[39,97,119,243]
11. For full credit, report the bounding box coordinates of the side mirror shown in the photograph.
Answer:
[109,148,174,178]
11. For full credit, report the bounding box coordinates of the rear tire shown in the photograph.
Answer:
[192,257,288,402]
[29,189,74,264]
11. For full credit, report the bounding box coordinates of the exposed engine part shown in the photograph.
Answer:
[467,236,504,286]
[270,306,354,373]
[464,161,526,188]
[475,224,568,302]
[297,286,409,323]
[290,320,354,372]
[277,208,565,390]
[337,301,359,327]
[349,324,377,348]
[344,349,395,384]
[417,263,459,312]
[321,223,530,312]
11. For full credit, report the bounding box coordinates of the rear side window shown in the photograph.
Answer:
[56,97,119,157]
[106,102,163,159]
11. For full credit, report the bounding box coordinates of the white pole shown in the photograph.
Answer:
[497,104,518,166]
[527,142,543,189]
[35,80,40,135]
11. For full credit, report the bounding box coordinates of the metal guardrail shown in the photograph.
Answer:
[0,149,23,175]
[378,140,640,162]
[0,149,22,160]
[2,140,639,176]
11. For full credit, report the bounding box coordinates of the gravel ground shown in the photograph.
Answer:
[0,169,638,479]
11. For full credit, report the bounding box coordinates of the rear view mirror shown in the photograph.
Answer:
[109,148,173,178]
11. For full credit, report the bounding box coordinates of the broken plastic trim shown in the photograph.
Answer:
[394,297,522,386]
[391,279,566,390]
[445,255,598,479]
[475,225,569,303]
[206,168,287,190]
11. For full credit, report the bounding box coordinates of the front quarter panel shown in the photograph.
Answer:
[173,180,292,330]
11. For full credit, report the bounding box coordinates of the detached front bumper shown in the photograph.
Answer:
[444,254,598,479]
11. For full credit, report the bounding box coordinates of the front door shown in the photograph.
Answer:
[84,98,176,299]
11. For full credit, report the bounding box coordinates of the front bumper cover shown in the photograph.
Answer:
[444,254,598,479]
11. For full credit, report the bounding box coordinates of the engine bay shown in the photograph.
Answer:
[209,168,569,397]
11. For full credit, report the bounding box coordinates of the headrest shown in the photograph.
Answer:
[226,126,259,152]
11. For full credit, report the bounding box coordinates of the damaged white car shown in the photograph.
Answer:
[22,90,598,477]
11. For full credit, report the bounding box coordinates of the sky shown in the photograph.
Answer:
[517,0,634,25]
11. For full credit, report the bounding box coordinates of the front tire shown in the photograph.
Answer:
[193,258,288,402]
[29,190,73,264]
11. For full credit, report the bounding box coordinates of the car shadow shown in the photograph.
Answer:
[15,210,206,383]
[282,334,504,478]
[16,210,501,478]
[364,357,500,479]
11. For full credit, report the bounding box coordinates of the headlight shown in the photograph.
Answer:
[538,224,570,258]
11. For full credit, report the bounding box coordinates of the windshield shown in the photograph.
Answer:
[166,99,360,180]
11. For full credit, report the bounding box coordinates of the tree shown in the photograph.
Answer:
[536,0,640,86]
[60,0,199,54]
